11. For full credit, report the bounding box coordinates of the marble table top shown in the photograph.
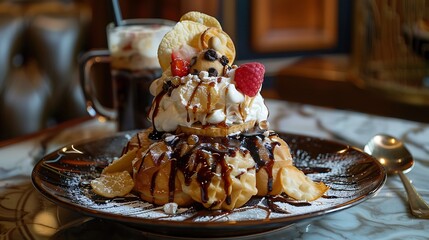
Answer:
[1,99,428,239]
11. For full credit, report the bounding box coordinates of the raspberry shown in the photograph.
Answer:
[234,62,265,97]
[171,58,190,77]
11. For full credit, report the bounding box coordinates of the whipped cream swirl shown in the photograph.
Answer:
[148,68,268,132]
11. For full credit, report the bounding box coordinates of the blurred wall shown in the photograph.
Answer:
[84,0,352,59]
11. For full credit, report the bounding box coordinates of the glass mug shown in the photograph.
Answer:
[80,19,174,131]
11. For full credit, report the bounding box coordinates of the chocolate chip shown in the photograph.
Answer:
[219,55,229,66]
[204,49,218,61]
[163,80,175,96]
[208,68,218,77]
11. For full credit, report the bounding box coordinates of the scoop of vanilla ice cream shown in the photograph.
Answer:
[148,68,268,132]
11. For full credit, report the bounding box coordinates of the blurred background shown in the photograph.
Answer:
[0,0,428,140]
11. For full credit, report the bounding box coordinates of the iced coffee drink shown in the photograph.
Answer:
[107,20,173,130]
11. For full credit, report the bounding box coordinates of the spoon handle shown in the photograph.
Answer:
[398,171,429,218]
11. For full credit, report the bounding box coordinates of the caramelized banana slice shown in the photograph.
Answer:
[102,148,137,174]
[91,171,134,198]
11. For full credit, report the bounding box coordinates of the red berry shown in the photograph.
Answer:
[234,62,265,97]
[171,58,190,77]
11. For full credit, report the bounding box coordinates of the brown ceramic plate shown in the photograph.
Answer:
[32,131,386,238]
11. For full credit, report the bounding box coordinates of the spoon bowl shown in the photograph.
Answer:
[364,134,429,218]
[364,134,414,174]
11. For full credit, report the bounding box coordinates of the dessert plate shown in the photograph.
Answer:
[32,131,386,238]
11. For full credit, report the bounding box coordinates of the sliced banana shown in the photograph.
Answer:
[91,171,135,198]
[102,148,137,174]
[180,11,222,29]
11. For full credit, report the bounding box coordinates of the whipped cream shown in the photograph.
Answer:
[108,25,172,70]
[148,68,269,132]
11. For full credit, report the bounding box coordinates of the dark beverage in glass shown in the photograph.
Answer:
[113,68,161,131]
[79,19,174,132]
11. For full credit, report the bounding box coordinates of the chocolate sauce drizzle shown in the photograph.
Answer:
[186,81,203,123]
[136,128,280,208]
[149,73,249,138]
[35,128,385,226]
[149,88,168,140]
[141,71,296,209]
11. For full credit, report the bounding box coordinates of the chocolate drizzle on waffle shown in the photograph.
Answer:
[131,129,280,208]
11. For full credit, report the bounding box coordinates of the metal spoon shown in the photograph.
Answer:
[364,134,429,218]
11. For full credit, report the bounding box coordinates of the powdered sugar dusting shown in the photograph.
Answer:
[60,167,361,223]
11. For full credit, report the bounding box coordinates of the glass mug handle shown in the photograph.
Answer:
[79,50,116,121]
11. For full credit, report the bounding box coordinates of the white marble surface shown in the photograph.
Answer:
[264,100,429,240]
[1,99,428,239]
